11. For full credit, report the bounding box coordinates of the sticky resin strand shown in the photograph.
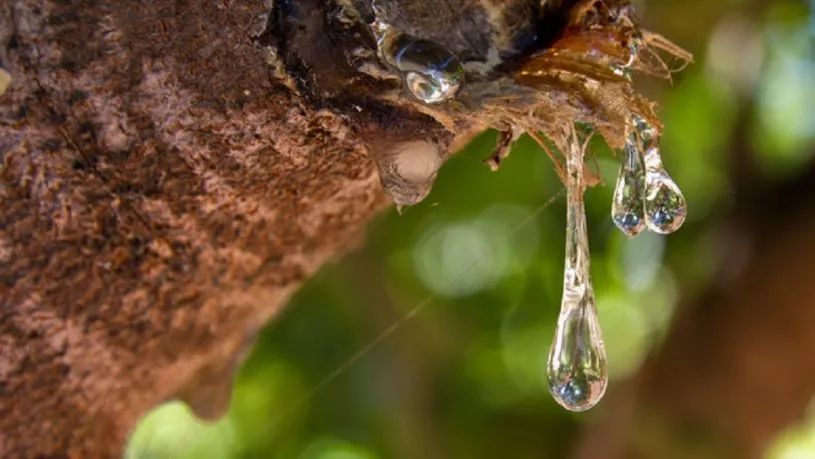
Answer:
[634,116,688,234]
[370,3,464,103]
[612,30,643,77]
[547,129,608,412]
[611,126,647,236]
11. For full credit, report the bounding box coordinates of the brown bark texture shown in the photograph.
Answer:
[0,1,394,456]
[0,0,538,455]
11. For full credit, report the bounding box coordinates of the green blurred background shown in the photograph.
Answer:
[126,0,815,457]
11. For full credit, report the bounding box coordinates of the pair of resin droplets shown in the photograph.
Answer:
[548,120,687,412]
[611,116,688,236]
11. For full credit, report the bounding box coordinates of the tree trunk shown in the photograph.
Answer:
[0,0,546,456]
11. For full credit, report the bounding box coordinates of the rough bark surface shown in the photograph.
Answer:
[0,0,556,455]
[0,1,394,456]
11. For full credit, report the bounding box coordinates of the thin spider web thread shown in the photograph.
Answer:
[268,188,565,431]
[151,188,565,458]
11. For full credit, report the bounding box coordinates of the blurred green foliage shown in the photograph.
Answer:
[127,1,814,457]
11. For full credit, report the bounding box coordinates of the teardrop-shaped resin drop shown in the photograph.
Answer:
[374,140,444,209]
[548,292,608,411]
[635,119,688,234]
[380,34,464,104]
[611,131,646,236]
[547,131,608,412]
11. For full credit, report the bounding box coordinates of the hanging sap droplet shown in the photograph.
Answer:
[634,118,688,234]
[380,34,464,104]
[547,130,608,412]
[374,140,444,209]
[643,158,687,234]
[548,294,608,411]
[611,130,646,236]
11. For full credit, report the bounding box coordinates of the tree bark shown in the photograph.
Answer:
[0,0,548,456]
[0,1,395,456]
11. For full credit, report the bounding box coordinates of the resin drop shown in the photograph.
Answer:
[369,2,463,103]
[374,140,444,209]
[547,131,608,412]
[634,118,688,234]
[611,129,646,236]
[371,13,464,104]
[379,34,464,104]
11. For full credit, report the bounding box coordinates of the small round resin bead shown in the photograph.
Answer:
[383,34,464,104]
